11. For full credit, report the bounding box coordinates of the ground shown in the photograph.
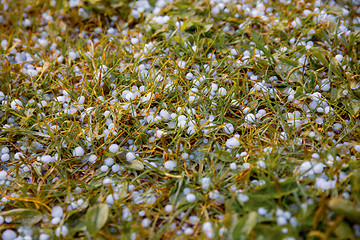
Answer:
[0,0,360,239]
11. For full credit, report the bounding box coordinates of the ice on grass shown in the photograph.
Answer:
[100,165,109,172]
[141,218,151,228]
[1,153,10,162]
[73,146,85,157]
[245,113,256,123]
[126,152,136,161]
[2,230,17,240]
[354,145,360,152]
[164,204,173,213]
[202,222,214,239]
[51,206,64,218]
[104,158,114,166]
[51,217,61,225]
[223,123,234,134]
[237,193,249,202]
[315,177,336,190]
[225,136,240,149]
[109,144,119,153]
[10,99,23,110]
[186,193,196,202]
[164,160,177,171]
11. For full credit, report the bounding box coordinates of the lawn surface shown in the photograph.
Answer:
[1,0,360,239]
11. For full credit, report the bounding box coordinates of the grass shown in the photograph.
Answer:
[1,0,360,239]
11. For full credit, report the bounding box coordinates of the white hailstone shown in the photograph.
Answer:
[11,99,23,110]
[237,193,249,202]
[186,193,196,202]
[38,38,48,47]
[2,229,17,240]
[88,154,97,163]
[141,218,151,228]
[104,158,114,166]
[315,177,336,190]
[178,60,186,69]
[55,225,69,237]
[243,162,251,169]
[131,38,139,45]
[225,137,240,149]
[155,130,165,138]
[0,216,3,224]
[1,154,10,162]
[277,216,287,225]
[39,234,50,240]
[109,144,119,153]
[51,206,63,218]
[223,123,234,134]
[230,163,237,170]
[257,160,266,168]
[230,49,238,56]
[68,51,77,60]
[100,165,109,172]
[126,152,136,161]
[51,217,61,225]
[4,216,11,223]
[335,54,343,62]
[139,210,145,217]
[164,204,173,213]
[106,194,119,205]
[177,120,187,128]
[240,152,248,157]
[202,222,214,238]
[258,207,267,215]
[187,126,196,135]
[164,160,177,171]
[110,164,120,173]
[184,228,194,235]
[354,145,360,152]
[245,113,256,123]
[73,146,84,157]
[160,109,170,119]
[218,87,227,96]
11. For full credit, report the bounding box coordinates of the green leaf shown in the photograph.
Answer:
[130,159,144,170]
[351,169,360,198]
[250,31,275,65]
[328,198,360,223]
[86,203,109,235]
[309,47,329,66]
[209,150,235,162]
[1,209,43,226]
[344,98,360,115]
[275,61,303,84]
[253,224,289,239]
[253,178,299,198]
[334,221,356,240]
[233,212,258,239]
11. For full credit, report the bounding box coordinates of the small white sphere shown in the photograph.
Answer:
[51,206,64,218]
[164,160,177,171]
[109,144,119,153]
[104,158,114,166]
[88,154,97,163]
[245,113,256,123]
[126,152,136,161]
[73,146,85,157]
[51,217,61,225]
[1,153,10,162]
[2,229,17,240]
[100,165,109,172]
[186,193,196,203]
[230,162,237,170]
[164,204,173,212]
